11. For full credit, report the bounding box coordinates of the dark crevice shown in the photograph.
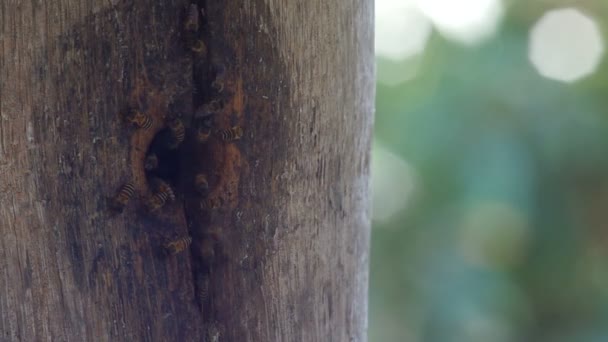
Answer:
[190,0,210,315]
[184,0,216,316]
[145,128,181,187]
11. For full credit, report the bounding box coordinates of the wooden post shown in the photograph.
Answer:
[0,0,373,341]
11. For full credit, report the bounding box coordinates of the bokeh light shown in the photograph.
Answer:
[375,0,506,85]
[371,143,417,225]
[371,1,608,341]
[415,0,504,45]
[375,0,432,85]
[528,8,604,83]
[375,0,432,61]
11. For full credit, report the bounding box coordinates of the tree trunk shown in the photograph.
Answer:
[0,0,373,341]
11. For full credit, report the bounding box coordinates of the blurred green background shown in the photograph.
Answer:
[370,1,608,341]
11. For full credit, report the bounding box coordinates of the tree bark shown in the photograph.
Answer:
[0,0,373,341]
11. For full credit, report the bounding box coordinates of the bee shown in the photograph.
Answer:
[164,236,192,255]
[126,110,153,129]
[194,109,214,137]
[145,194,166,213]
[152,178,176,201]
[200,197,222,210]
[205,226,223,241]
[195,173,209,194]
[211,77,224,93]
[197,126,212,143]
[109,182,135,212]
[190,39,207,57]
[194,107,214,143]
[195,100,223,118]
[216,126,243,142]
[200,238,216,260]
[144,153,159,171]
[167,118,185,149]
[184,4,199,32]
[207,99,225,113]
[145,184,175,212]
[197,273,210,304]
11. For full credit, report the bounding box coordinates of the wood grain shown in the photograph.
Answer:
[0,0,374,340]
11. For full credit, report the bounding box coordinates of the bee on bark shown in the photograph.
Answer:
[207,99,225,113]
[145,193,169,212]
[164,236,192,255]
[109,182,135,212]
[209,63,227,93]
[216,126,243,142]
[190,39,207,57]
[183,3,206,57]
[126,110,153,129]
[205,226,223,242]
[194,105,215,143]
[196,126,212,143]
[167,118,185,149]
[200,197,222,210]
[144,153,159,171]
[211,77,224,93]
[195,115,213,143]
[196,100,224,119]
[145,183,175,212]
[184,4,199,32]
[195,98,220,114]
[195,173,209,194]
[196,273,210,304]
[151,178,176,201]
[200,238,216,260]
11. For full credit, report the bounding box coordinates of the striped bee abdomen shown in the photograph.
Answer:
[109,182,135,212]
[164,236,192,255]
[126,110,153,129]
[216,126,243,142]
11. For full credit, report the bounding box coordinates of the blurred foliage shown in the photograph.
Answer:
[370,2,608,342]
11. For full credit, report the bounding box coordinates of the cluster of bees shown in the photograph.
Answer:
[108,3,243,260]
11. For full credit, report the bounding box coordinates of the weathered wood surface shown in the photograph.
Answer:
[0,0,374,340]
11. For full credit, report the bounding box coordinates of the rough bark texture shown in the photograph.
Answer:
[0,0,373,341]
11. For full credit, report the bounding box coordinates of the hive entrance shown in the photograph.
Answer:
[145,127,183,188]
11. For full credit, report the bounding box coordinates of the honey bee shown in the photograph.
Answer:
[164,236,192,255]
[145,194,166,212]
[126,110,153,129]
[197,273,210,304]
[211,77,224,93]
[195,173,209,194]
[200,197,222,210]
[152,178,176,201]
[167,118,185,149]
[184,4,199,32]
[207,99,225,112]
[200,238,215,260]
[194,105,215,143]
[205,226,223,241]
[145,184,175,212]
[209,64,226,94]
[197,126,212,143]
[191,39,207,57]
[144,153,159,171]
[216,126,243,142]
[109,182,135,212]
